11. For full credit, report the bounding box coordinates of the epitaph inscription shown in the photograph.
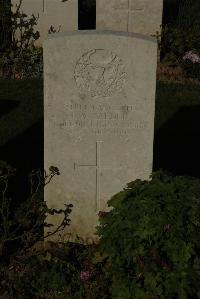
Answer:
[51,102,147,136]
[74,49,127,98]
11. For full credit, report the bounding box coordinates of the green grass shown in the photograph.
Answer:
[0,79,44,202]
[0,78,43,146]
[155,81,200,130]
[154,81,200,177]
[0,79,42,100]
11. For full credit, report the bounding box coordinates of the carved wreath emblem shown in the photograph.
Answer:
[74,49,127,98]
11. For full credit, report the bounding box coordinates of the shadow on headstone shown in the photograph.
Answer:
[0,119,43,207]
[153,105,200,178]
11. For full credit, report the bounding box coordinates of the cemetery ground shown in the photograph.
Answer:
[0,76,200,298]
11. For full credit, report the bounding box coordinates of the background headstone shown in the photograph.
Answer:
[96,0,163,36]
[12,0,78,45]
[44,31,157,243]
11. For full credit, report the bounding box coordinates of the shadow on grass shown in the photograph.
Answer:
[153,105,200,178]
[0,119,43,206]
[0,99,20,118]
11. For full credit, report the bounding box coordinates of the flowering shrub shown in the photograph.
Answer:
[96,171,200,299]
[182,51,200,80]
[156,24,200,65]
[3,169,200,298]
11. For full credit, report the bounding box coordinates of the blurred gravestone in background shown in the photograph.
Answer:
[96,0,163,36]
[11,0,78,45]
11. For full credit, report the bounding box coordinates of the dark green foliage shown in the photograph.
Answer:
[176,0,200,30]
[1,165,200,297]
[6,249,82,298]
[0,162,111,298]
[163,0,200,31]
[0,162,72,261]
[0,162,75,298]
[96,171,200,299]
[1,241,111,298]
[182,60,200,80]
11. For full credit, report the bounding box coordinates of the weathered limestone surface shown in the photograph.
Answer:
[96,0,163,36]
[12,0,78,45]
[44,31,157,244]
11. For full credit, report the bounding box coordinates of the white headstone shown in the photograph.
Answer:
[96,0,163,36]
[12,0,78,45]
[44,31,157,244]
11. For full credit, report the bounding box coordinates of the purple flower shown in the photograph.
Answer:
[183,51,200,64]
[80,271,92,281]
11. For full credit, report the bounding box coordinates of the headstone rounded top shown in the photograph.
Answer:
[74,49,127,98]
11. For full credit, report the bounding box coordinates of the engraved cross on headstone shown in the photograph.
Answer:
[127,0,145,32]
[74,141,121,212]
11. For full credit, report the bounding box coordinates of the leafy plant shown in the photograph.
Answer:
[1,236,111,298]
[96,171,200,299]
[0,161,72,260]
[0,161,74,298]
[0,161,111,298]
[0,0,42,79]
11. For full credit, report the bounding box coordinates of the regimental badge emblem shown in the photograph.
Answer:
[74,49,127,98]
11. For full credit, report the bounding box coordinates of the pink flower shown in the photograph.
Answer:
[80,271,92,281]
[183,51,200,64]
[15,73,21,80]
